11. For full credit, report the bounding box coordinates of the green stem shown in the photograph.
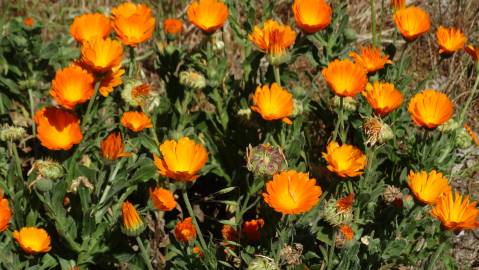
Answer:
[370,0,378,47]
[332,98,344,142]
[327,230,337,270]
[426,241,446,270]
[28,89,35,137]
[9,141,24,181]
[129,46,136,78]
[459,71,479,124]
[82,80,101,129]
[181,190,208,251]
[273,65,281,86]
[136,236,154,270]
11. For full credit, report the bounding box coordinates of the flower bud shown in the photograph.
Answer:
[332,96,357,112]
[383,185,403,207]
[455,127,473,149]
[0,125,26,142]
[344,27,357,41]
[34,178,53,192]
[403,194,415,210]
[247,257,279,270]
[322,198,353,226]
[437,119,459,133]
[267,52,291,66]
[237,108,252,120]
[121,79,143,107]
[34,160,64,180]
[291,99,304,117]
[179,70,207,90]
[246,144,287,177]
[211,32,225,51]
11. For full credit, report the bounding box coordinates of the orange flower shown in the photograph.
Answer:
[120,111,152,132]
[465,44,479,62]
[153,137,208,182]
[292,0,332,34]
[150,187,176,211]
[13,227,51,254]
[321,59,368,97]
[336,193,355,212]
[81,38,124,73]
[390,0,405,10]
[363,81,404,116]
[70,13,111,44]
[263,170,322,215]
[322,141,367,178]
[100,132,131,160]
[175,217,196,242]
[242,218,264,242]
[436,26,467,55]
[249,19,296,57]
[431,191,479,231]
[221,225,238,245]
[99,66,125,97]
[464,124,479,146]
[0,190,12,232]
[23,17,34,27]
[112,2,156,46]
[121,201,145,236]
[251,83,294,124]
[34,107,83,151]
[50,64,95,109]
[407,170,451,205]
[187,0,229,33]
[339,225,354,241]
[164,18,183,36]
[349,46,393,73]
[408,89,454,129]
[393,6,430,41]
[193,246,203,257]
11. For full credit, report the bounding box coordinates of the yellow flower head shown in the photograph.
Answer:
[121,201,145,236]
[70,13,111,44]
[363,81,404,116]
[393,6,430,41]
[120,111,153,132]
[112,2,156,46]
[322,141,367,178]
[13,227,51,254]
[249,19,296,56]
[349,46,393,73]
[408,89,454,129]
[322,59,368,97]
[431,191,479,231]
[187,0,229,33]
[100,132,131,161]
[81,38,124,73]
[251,83,294,124]
[407,170,451,205]
[436,26,467,55]
[292,0,332,33]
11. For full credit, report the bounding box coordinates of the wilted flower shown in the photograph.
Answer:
[292,0,332,34]
[393,6,431,41]
[163,18,183,37]
[112,2,155,46]
[243,218,264,242]
[150,187,176,211]
[175,217,196,242]
[383,185,403,207]
[50,64,95,109]
[100,132,131,160]
[68,176,94,193]
[221,224,238,250]
[363,117,394,146]
[279,243,303,265]
[431,191,479,231]
[187,0,228,33]
[33,159,64,180]
[408,89,454,129]
[81,38,124,73]
[251,83,294,124]
[121,201,146,236]
[336,225,354,248]
[336,193,355,213]
[332,96,358,112]
[323,197,353,226]
[436,26,466,55]
[363,81,404,116]
[437,119,460,133]
[70,13,111,44]
[246,144,287,177]
[322,141,367,178]
[120,111,153,132]
[13,227,51,254]
[322,59,368,97]
[34,107,83,150]
[263,170,322,215]
[0,124,26,142]
[465,44,479,62]
[349,46,393,73]
[248,256,279,270]
[0,190,12,232]
[464,124,479,146]
[407,170,451,205]
[153,137,208,181]
[179,70,207,89]
[99,66,125,97]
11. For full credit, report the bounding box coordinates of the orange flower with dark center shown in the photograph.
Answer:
[263,170,322,215]
[175,217,196,242]
[34,107,83,150]
[339,225,354,241]
[393,6,430,41]
[81,38,124,73]
[100,132,131,160]
[150,187,176,211]
[292,0,332,34]
[251,83,294,124]
[436,26,467,55]
[13,227,51,254]
[322,141,367,178]
[164,18,183,36]
[112,2,156,46]
[153,137,208,182]
[431,191,479,231]
[407,170,451,205]
[242,218,264,242]
[363,81,404,116]
[99,66,125,97]
[120,111,152,132]
[121,201,145,236]
[390,0,405,10]
[23,17,34,27]
[336,193,355,212]
[0,190,12,232]
[70,13,111,44]
[465,44,479,62]
[349,46,393,73]
[50,64,95,109]
[187,0,229,33]
[408,89,454,129]
[464,124,479,145]
[249,19,296,57]
[322,59,368,97]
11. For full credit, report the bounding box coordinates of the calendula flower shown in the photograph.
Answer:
[23,17,34,27]
[390,0,405,10]
[393,6,430,41]
[34,107,83,151]
[153,137,208,182]
[175,217,196,242]
[120,111,152,132]
[81,38,124,73]
[339,225,354,241]
[465,44,479,62]
[121,201,146,236]
[150,187,176,211]
[431,191,479,231]
[436,26,467,55]
[251,83,294,124]
[0,190,12,232]
[464,124,479,146]
[292,0,332,33]
[112,2,155,46]
[100,132,131,160]
[407,170,451,205]
[263,170,322,215]
[321,59,368,97]
[70,13,111,44]
[408,89,454,129]
[243,219,264,242]
[187,0,229,33]
[322,141,367,178]
[13,227,51,254]
[221,225,238,250]
[193,246,203,257]
[363,81,404,116]
[99,66,125,97]
[50,64,95,109]
[349,46,393,73]
[336,193,355,212]
[163,18,183,36]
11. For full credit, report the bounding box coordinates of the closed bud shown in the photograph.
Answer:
[211,32,225,51]
[246,144,287,177]
[332,96,357,112]
[322,198,353,226]
[403,194,415,210]
[248,257,279,270]
[34,160,64,180]
[455,127,473,149]
[237,108,252,120]
[344,27,357,41]
[437,119,459,133]
[291,99,304,117]
[121,79,143,107]
[179,70,207,90]
[34,178,53,192]
[268,52,291,66]
[0,125,26,142]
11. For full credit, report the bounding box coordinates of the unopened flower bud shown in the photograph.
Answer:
[268,52,291,66]
[34,178,53,192]
[322,198,353,226]
[121,79,143,107]
[291,99,304,117]
[248,257,279,270]
[34,160,64,180]
[344,27,357,41]
[333,96,357,112]
[455,127,473,149]
[437,119,459,133]
[246,144,287,177]
[403,194,415,210]
[237,108,252,120]
[211,33,225,51]
[0,125,26,142]
[179,70,207,90]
